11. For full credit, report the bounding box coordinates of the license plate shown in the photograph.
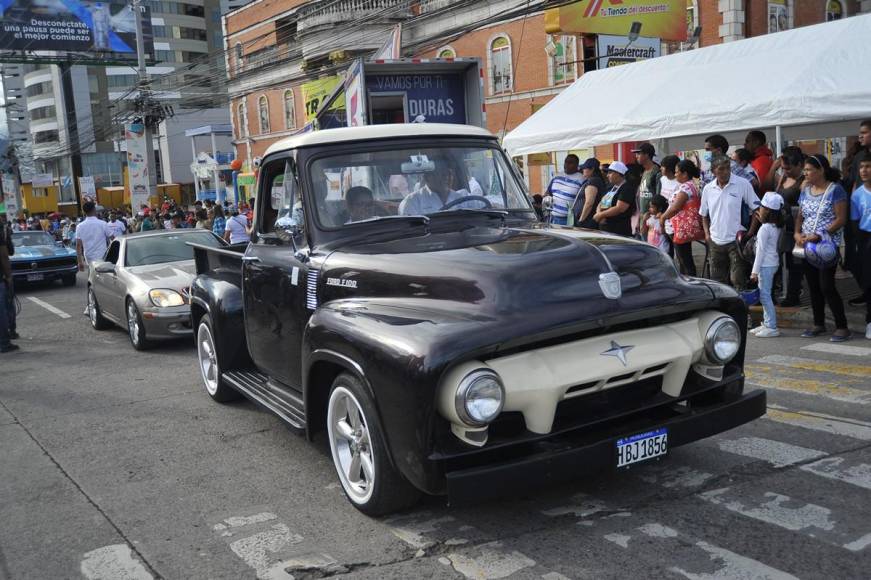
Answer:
[616,427,668,468]
[26,273,44,281]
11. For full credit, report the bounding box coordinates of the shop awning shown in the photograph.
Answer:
[503,14,871,155]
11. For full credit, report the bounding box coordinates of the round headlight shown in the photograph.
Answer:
[149,289,185,308]
[455,370,504,426]
[705,316,741,364]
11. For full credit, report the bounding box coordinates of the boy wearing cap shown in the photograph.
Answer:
[593,162,636,237]
[750,192,785,338]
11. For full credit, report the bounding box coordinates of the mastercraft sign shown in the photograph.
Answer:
[597,34,661,67]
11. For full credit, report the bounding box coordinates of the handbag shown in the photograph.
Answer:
[792,183,832,261]
[670,183,705,244]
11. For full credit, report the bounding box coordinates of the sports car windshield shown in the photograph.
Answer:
[13,232,55,247]
[283,144,531,229]
[125,232,223,267]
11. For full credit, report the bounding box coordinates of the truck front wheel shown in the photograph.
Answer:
[327,372,420,516]
[196,314,240,403]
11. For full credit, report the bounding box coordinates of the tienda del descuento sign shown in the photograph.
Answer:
[545,0,687,42]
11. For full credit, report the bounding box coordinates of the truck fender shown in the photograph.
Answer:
[190,275,252,370]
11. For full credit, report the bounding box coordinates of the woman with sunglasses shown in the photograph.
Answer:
[794,154,850,341]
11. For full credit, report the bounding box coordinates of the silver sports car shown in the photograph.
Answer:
[87,229,226,350]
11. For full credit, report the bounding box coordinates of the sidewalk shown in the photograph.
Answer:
[748,273,867,332]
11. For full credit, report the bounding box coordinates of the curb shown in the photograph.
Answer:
[748,305,866,331]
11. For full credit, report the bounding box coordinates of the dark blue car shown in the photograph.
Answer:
[11,231,78,286]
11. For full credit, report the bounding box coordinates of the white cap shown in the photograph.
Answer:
[761,191,783,211]
[607,161,629,175]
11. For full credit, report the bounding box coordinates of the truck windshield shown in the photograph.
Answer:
[307,145,532,228]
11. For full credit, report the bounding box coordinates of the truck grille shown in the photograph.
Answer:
[553,376,665,432]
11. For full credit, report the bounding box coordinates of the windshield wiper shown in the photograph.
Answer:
[428,208,509,222]
[355,214,430,226]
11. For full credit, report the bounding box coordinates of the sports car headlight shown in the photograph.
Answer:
[455,370,504,426]
[149,289,185,308]
[704,316,741,364]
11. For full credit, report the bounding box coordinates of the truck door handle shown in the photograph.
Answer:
[241,256,261,263]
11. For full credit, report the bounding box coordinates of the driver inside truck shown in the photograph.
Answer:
[398,164,472,216]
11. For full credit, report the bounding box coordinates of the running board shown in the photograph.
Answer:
[222,370,306,431]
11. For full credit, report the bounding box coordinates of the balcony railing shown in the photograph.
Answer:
[298,0,409,31]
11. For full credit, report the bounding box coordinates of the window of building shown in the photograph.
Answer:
[237,102,248,138]
[154,50,176,63]
[179,27,208,41]
[34,130,59,144]
[107,74,137,88]
[437,46,456,58]
[283,90,296,129]
[258,96,270,134]
[768,0,791,33]
[235,43,243,73]
[30,106,56,121]
[489,35,512,95]
[26,82,52,98]
[826,0,845,20]
[547,35,576,86]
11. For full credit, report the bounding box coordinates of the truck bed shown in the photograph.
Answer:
[190,242,246,278]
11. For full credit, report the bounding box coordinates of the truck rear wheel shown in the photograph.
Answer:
[326,372,420,516]
[196,314,240,403]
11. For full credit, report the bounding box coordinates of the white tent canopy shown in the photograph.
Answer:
[503,14,871,156]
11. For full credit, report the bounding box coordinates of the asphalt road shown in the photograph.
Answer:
[1,273,870,580]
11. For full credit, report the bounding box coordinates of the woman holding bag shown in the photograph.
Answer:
[662,159,704,276]
[794,154,850,341]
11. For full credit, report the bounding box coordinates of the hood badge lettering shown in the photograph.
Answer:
[327,277,358,289]
[598,272,622,299]
[601,341,634,367]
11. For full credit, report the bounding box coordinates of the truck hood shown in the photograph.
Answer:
[318,226,714,326]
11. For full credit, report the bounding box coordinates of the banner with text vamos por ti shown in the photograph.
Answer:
[546,0,687,42]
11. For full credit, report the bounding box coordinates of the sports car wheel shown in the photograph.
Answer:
[88,287,111,330]
[126,299,152,351]
[327,372,419,515]
[196,314,240,402]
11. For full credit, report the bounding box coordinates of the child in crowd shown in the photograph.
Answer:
[641,194,670,254]
[849,151,871,339]
[750,192,785,338]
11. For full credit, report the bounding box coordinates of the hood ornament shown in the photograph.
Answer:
[599,272,622,299]
[601,341,634,367]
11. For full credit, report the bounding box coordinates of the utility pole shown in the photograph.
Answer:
[133,0,157,206]
[59,59,84,212]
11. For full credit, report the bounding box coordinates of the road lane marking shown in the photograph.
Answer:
[755,354,871,379]
[80,544,152,580]
[765,406,871,441]
[605,523,798,579]
[844,532,871,552]
[699,489,835,532]
[801,342,871,357]
[718,436,826,467]
[441,541,536,580]
[26,296,71,319]
[745,369,870,404]
[800,457,871,491]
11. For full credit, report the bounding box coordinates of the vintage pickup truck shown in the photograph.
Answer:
[189,124,765,515]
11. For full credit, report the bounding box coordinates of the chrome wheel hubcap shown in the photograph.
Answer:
[197,324,219,395]
[88,290,97,325]
[328,387,375,504]
[127,302,139,345]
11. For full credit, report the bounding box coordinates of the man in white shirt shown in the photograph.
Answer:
[224,211,251,244]
[106,212,127,238]
[700,155,760,290]
[76,202,111,270]
[399,165,473,216]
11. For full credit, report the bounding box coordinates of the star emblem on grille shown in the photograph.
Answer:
[600,341,634,367]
